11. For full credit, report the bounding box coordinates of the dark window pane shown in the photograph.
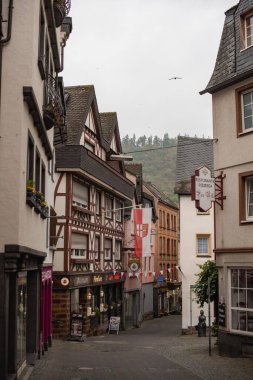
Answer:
[247,312,253,332]
[247,269,253,288]
[247,289,253,308]
[231,269,238,287]
[231,288,238,307]
[232,309,239,330]
[239,269,246,288]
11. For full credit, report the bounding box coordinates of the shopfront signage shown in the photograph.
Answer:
[128,255,141,272]
[191,166,215,212]
[157,274,165,285]
[74,276,90,287]
[93,275,103,283]
[61,277,69,286]
[42,269,52,282]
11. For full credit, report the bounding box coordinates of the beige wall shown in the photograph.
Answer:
[212,77,253,250]
[0,0,61,255]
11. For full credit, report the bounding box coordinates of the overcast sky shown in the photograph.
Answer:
[63,0,237,139]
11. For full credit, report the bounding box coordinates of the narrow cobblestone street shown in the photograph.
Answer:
[27,315,253,380]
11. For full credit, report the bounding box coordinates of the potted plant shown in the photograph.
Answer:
[34,192,43,214]
[41,199,49,219]
[94,307,100,318]
[26,179,37,208]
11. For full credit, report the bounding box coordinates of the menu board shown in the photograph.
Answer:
[71,313,83,337]
[218,303,226,327]
[108,316,120,335]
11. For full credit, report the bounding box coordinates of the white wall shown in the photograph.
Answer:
[180,195,214,330]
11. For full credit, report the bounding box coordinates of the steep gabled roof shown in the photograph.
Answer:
[64,85,109,149]
[100,112,122,153]
[175,136,214,195]
[201,0,253,94]
[144,181,178,210]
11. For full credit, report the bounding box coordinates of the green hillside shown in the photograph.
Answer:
[121,134,178,203]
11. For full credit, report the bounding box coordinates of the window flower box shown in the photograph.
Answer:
[26,180,37,208]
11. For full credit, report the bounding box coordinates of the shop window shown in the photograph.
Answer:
[104,238,112,260]
[231,268,253,334]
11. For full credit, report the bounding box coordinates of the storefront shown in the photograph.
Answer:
[52,272,124,338]
[0,245,46,380]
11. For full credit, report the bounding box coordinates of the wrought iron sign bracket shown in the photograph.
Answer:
[215,172,226,210]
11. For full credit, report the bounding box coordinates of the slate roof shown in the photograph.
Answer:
[144,181,178,210]
[55,146,134,200]
[125,163,142,177]
[175,136,214,195]
[64,85,109,149]
[201,0,253,94]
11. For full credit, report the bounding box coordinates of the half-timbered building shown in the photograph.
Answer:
[52,86,134,338]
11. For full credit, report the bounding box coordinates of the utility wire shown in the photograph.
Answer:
[124,138,217,154]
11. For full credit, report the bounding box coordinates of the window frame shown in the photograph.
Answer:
[115,200,122,222]
[239,171,253,224]
[115,240,122,261]
[229,268,253,335]
[241,10,253,50]
[196,234,211,257]
[27,132,34,182]
[94,236,100,261]
[104,238,112,261]
[236,82,253,137]
[105,196,113,219]
[71,233,88,259]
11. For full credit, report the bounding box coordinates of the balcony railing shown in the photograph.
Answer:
[53,0,71,28]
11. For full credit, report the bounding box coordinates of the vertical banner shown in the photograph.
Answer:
[133,208,152,257]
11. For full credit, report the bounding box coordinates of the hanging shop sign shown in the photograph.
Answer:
[60,277,69,286]
[108,316,120,335]
[74,275,91,287]
[128,255,141,272]
[191,166,215,212]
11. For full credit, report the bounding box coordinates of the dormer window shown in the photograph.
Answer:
[241,10,253,50]
[245,14,253,48]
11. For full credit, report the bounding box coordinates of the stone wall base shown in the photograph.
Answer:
[218,330,253,357]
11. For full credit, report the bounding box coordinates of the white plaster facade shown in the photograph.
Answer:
[180,195,214,330]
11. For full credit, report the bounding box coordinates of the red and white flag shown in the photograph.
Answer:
[133,208,152,257]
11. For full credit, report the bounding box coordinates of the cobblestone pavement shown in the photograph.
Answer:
[28,315,253,380]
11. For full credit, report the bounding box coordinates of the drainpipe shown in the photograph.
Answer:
[0,0,14,109]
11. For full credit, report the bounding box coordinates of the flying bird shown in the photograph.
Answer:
[169,77,182,80]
